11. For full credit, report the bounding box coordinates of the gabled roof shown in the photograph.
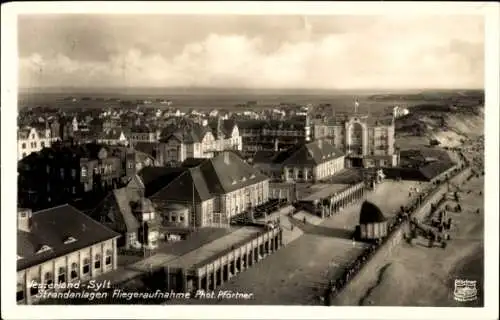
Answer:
[149,167,213,203]
[254,140,344,166]
[198,152,269,194]
[419,161,455,180]
[17,204,120,271]
[137,166,185,197]
[207,119,238,139]
[159,119,210,144]
[111,188,141,232]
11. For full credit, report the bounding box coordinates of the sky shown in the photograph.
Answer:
[18,15,484,90]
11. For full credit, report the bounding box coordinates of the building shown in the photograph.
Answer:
[121,152,270,229]
[17,143,136,211]
[356,201,388,241]
[253,139,345,182]
[206,118,243,153]
[235,117,311,157]
[17,205,120,305]
[312,112,399,168]
[159,119,215,164]
[158,118,242,164]
[17,126,52,160]
[127,125,160,144]
[163,226,283,294]
[393,105,410,118]
[96,129,128,146]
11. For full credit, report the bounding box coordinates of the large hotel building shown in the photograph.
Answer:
[312,112,399,168]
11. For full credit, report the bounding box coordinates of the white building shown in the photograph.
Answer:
[17,205,120,304]
[17,127,52,160]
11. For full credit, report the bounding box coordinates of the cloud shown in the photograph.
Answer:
[18,15,484,89]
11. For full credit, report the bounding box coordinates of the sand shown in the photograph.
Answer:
[354,176,484,307]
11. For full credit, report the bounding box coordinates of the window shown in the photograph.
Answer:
[81,166,87,178]
[41,142,45,148]
[94,254,101,269]
[64,236,77,244]
[29,279,39,296]
[57,267,66,283]
[105,249,112,266]
[37,245,52,254]
[17,288,25,302]
[72,186,76,194]
[82,258,90,275]
[71,262,78,280]
[45,272,53,286]
[22,143,26,149]
[71,169,76,179]
[172,216,177,222]
[60,168,65,179]
[180,216,184,222]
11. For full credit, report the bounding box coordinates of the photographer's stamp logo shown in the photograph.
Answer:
[453,279,477,302]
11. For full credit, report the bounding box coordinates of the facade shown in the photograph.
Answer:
[17,143,136,211]
[17,205,120,305]
[236,117,311,157]
[253,139,345,183]
[312,112,399,168]
[127,125,160,144]
[17,126,53,160]
[97,129,129,146]
[122,152,269,229]
[206,118,243,153]
[165,227,283,294]
[158,118,242,164]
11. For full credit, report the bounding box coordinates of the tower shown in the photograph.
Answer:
[217,116,224,141]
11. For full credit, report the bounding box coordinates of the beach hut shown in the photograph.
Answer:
[358,201,388,240]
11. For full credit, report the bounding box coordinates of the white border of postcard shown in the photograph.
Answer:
[2,2,499,320]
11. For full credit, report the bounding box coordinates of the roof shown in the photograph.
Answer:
[17,204,120,271]
[137,166,185,197]
[111,188,141,232]
[149,152,268,202]
[419,161,455,180]
[182,158,207,168]
[254,140,344,166]
[359,201,386,225]
[17,127,36,140]
[149,167,213,202]
[198,152,269,194]
[159,119,210,144]
[98,129,124,140]
[207,119,237,139]
[130,125,157,133]
[134,142,159,158]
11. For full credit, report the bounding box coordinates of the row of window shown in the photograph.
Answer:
[17,252,113,301]
[21,141,46,149]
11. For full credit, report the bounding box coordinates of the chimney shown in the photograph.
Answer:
[17,209,33,233]
[223,151,230,165]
